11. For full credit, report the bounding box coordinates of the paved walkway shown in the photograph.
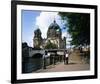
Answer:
[33,50,90,73]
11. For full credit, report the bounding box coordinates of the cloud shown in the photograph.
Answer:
[33,11,72,48]
[62,32,67,38]
[35,11,63,38]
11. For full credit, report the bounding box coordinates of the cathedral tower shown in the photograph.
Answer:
[33,28,42,48]
[47,20,62,49]
[33,20,66,49]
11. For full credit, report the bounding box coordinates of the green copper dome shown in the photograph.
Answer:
[47,20,61,38]
[48,20,60,29]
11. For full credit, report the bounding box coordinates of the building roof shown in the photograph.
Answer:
[48,20,60,29]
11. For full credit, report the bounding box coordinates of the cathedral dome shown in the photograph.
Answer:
[48,20,60,29]
[47,20,61,38]
[34,28,41,34]
[34,28,42,38]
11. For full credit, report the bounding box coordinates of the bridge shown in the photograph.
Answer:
[29,49,67,58]
[22,48,68,73]
[29,49,45,57]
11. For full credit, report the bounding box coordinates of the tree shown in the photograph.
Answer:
[22,42,28,48]
[59,12,90,46]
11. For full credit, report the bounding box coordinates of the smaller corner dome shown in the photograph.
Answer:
[48,20,60,29]
[34,28,41,34]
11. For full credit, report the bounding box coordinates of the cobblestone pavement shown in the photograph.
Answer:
[33,50,90,73]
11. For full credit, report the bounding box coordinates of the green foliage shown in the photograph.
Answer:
[59,12,90,46]
[22,42,28,48]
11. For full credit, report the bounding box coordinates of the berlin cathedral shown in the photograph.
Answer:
[33,20,66,49]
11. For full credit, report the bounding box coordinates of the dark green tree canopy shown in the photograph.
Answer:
[59,12,90,46]
[22,42,28,48]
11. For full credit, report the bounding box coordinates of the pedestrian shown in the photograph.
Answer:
[65,51,69,64]
[64,51,66,64]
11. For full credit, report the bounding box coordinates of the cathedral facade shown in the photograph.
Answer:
[33,20,66,49]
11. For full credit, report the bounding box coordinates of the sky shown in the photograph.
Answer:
[22,10,71,47]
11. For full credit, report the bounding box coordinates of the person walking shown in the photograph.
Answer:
[65,51,69,64]
[64,51,66,64]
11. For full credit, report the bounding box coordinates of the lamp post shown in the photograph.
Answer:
[43,51,47,69]
[62,28,67,64]
[54,18,68,64]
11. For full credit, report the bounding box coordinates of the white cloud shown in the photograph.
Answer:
[33,11,72,47]
[62,32,67,38]
[35,11,62,38]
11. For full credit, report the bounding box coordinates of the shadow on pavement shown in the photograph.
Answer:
[68,62,77,65]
